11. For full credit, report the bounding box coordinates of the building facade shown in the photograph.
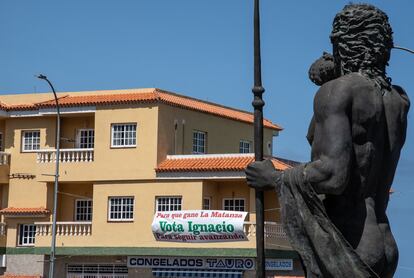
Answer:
[0,88,303,278]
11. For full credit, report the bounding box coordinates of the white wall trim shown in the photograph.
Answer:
[39,106,96,115]
[8,110,41,118]
[8,106,96,117]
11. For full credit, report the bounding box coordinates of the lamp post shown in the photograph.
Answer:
[37,74,60,278]
[251,0,265,277]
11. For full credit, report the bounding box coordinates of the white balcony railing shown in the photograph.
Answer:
[0,223,6,236]
[244,221,291,249]
[0,152,10,165]
[244,221,288,240]
[264,221,289,240]
[37,148,94,163]
[35,221,92,236]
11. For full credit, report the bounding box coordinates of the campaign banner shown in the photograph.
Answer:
[151,210,248,242]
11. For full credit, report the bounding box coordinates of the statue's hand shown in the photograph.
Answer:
[245,159,281,191]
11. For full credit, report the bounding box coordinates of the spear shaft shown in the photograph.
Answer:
[252,0,265,277]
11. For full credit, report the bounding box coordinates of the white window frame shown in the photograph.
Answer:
[76,129,95,149]
[192,130,207,154]
[75,199,93,221]
[21,130,40,152]
[156,196,182,212]
[111,123,137,148]
[18,224,36,246]
[203,197,211,210]
[222,198,246,212]
[239,140,251,153]
[108,196,134,221]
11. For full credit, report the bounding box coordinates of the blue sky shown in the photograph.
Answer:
[1,1,413,276]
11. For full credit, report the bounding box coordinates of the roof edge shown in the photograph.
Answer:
[0,88,283,130]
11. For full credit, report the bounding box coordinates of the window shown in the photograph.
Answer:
[67,264,128,276]
[108,197,134,221]
[267,141,273,155]
[77,129,94,149]
[111,124,137,147]
[156,197,182,211]
[22,130,40,151]
[203,197,211,210]
[223,198,245,211]
[18,224,36,246]
[75,199,93,221]
[192,131,206,154]
[239,140,251,153]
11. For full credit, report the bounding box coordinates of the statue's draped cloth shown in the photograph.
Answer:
[278,165,379,278]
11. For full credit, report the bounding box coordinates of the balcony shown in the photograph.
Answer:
[30,217,289,250]
[34,221,92,247]
[0,223,6,247]
[35,221,92,236]
[0,223,6,236]
[36,149,95,182]
[0,152,10,183]
[0,152,9,165]
[37,148,94,163]
[244,221,292,250]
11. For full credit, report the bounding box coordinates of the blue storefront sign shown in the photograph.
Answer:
[265,259,293,271]
[127,256,255,270]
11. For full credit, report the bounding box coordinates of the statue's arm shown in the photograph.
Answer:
[303,85,352,195]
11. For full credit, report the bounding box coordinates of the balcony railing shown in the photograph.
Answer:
[37,148,94,163]
[244,221,288,239]
[0,223,6,236]
[35,221,92,236]
[0,152,10,165]
[244,221,291,249]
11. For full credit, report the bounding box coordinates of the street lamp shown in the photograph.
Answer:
[36,74,60,278]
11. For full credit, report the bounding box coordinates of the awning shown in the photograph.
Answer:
[152,268,243,277]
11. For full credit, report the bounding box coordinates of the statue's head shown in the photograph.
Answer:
[330,4,393,88]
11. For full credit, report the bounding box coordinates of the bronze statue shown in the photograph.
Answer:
[246,4,410,278]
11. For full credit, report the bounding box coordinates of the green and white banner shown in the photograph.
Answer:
[151,210,248,242]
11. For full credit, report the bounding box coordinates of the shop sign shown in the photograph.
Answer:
[127,256,255,270]
[265,259,293,270]
[151,210,248,242]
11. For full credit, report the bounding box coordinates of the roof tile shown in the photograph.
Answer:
[157,90,281,130]
[156,154,292,172]
[0,207,50,215]
[34,91,158,108]
[2,88,282,130]
[1,276,42,278]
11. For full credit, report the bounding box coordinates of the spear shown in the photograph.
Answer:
[251,0,265,277]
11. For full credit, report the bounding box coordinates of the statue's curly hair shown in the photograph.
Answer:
[330,4,393,89]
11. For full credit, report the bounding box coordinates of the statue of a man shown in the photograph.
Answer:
[246,4,410,278]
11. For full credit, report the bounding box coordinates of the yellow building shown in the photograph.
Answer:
[0,88,303,278]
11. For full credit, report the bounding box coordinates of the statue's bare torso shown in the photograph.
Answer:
[307,73,409,277]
